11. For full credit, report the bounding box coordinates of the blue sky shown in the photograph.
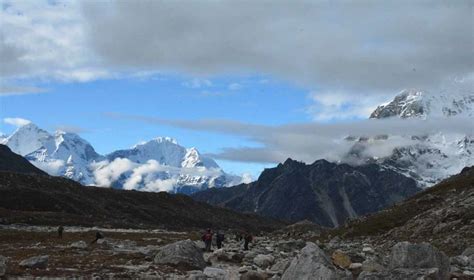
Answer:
[1,73,316,177]
[1,0,472,178]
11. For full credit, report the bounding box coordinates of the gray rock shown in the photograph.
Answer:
[153,239,206,270]
[253,254,274,269]
[0,255,6,277]
[450,255,469,267]
[203,267,227,280]
[281,242,339,280]
[276,239,306,252]
[69,240,88,249]
[271,259,290,274]
[389,242,449,279]
[362,260,384,272]
[19,255,49,269]
[358,268,440,280]
[462,247,474,257]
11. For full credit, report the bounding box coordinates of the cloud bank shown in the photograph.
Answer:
[82,0,473,92]
[1,0,472,96]
[107,113,474,164]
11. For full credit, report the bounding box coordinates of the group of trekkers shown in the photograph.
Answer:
[58,225,252,252]
[201,228,253,252]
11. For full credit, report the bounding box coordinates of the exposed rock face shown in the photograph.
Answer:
[281,242,340,280]
[334,166,474,256]
[193,159,419,227]
[19,255,49,269]
[389,242,450,279]
[153,240,206,270]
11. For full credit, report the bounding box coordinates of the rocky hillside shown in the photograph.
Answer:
[330,165,474,256]
[192,159,420,228]
[0,144,283,231]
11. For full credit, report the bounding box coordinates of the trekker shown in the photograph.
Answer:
[216,231,225,249]
[202,228,213,252]
[57,225,64,239]
[91,231,104,244]
[244,231,253,251]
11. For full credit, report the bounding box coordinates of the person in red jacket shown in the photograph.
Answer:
[202,228,213,252]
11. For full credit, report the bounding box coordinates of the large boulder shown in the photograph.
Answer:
[331,250,352,269]
[253,254,275,269]
[389,242,449,279]
[281,242,343,280]
[19,255,49,269]
[154,240,206,270]
[0,255,6,276]
[276,239,306,252]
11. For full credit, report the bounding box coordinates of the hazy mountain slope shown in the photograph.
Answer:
[193,159,420,227]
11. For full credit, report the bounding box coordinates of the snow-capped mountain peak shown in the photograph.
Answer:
[370,88,474,119]
[349,87,474,187]
[5,123,55,156]
[3,122,238,193]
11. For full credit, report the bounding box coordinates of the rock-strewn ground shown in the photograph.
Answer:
[1,223,473,279]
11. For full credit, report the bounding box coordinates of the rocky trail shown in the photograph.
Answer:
[0,223,473,279]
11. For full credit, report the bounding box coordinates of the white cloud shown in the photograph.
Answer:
[228,83,242,91]
[307,90,393,121]
[0,0,108,82]
[3,117,32,127]
[82,0,473,93]
[31,159,65,175]
[92,158,135,187]
[142,178,177,193]
[240,172,253,184]
[108,112,474,165]
[91,158,226,190]
[182,78,213,89]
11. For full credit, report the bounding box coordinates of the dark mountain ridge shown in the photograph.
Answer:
[192,158,421,227]
[0,145,283,231]
[0,145,47,176]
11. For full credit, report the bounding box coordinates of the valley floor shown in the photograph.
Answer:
[1,223,473,279]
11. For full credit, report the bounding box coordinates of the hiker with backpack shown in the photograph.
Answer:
[244,231,253,251]
[202,228,213,252]
[216,231,225,249]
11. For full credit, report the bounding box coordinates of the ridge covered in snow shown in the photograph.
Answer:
[3,124,241,193]
[347,87,474,187]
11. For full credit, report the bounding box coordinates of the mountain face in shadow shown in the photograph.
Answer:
[192,158,420,227]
